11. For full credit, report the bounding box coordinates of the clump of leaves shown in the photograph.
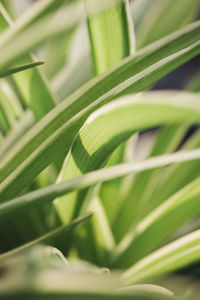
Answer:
[0,0,200,299]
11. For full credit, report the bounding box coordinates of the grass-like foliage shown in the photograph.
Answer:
[0,0,200,299]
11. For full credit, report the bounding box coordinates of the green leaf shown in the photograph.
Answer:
[122,230,200,284]
[86,0,135,230]
[0,4,56,120]
[83,0,134,263]
[114,124,188,242]
[54,92,200,223]
[99,138,136,225]
[145,129,200,216]
[127,53,200,226]
[134,0,200,49]
[122,0,200,238]
[86,0,135,74]
[112,174,200,268]
[0,1,110,70]
[148,44,200,204]
[0,61,44,78]
[0,213,92,260]
[0,110,34,159]
[2,128,200,221]
[118,285,174,300]
[0,95,14,133]
[0,22,200,201]
[0,81,23,134]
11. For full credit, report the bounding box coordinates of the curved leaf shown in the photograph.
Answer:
[2,146,200,220]
[0,213,92,260]
[0,21,200,201]
[54,92,200,222]
[122,230,200,284]
[112,176,200,267]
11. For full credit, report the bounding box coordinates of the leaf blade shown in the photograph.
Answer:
[0,22,200,201]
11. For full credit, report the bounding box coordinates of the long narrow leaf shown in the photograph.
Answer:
[0,22,200,201]
[0,61,44,78]
[122,230,200,284]
[135,0,200,48]
[0,4,56,120]
[2,147,200,221]
[82,0,134,263]
[114,124,188,242]
[0,213,92,261]
[112,175,200,267]
[54,92,200,222]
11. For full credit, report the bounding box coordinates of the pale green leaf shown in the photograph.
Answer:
[82,0,134,262]
[122,230,200,284]
[86,0,135,74]
[114,124,188,242]
[113,175,200,267]
[54,92,200,223]
[0,21,199,201]
[2,131,200,221]
[134,0,200,49]
[0,4,56,120]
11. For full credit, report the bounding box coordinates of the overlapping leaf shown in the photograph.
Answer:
[0,21,200,201]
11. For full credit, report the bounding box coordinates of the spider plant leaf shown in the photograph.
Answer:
[0,80,24,135]
[0,132,4,145]
[124,71,200,231]
[54,92,200,223]
[114,124,188,242]
[0,61,44,78]
[74,188,116,265]
[134,0,200,49]
[0,22,200,202]
[0,1,121,70]
[113,175,200,268]
[0,95,15,134]
[0,213,92,261]
[84,0,135,261]
[145,129,200,217]
[121,0,200,235]
[122,230,200,284]
[2,146,200,221]
[3,1,36,20]
[0,110,35,159]
[143,80,200,213]
[0,4,56,120]
[0,0,76,68]
[118,285,174,300]
[88,195,116,253]
[1,0,64,23]
[86,0,136,230]
[86,0,135,75]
